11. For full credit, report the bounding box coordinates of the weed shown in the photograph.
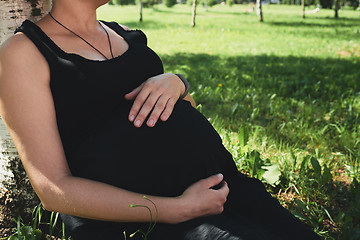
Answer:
[126,196,158,240]
[5,204,68,240]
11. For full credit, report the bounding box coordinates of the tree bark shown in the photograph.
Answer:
[301,0,306,19]
[0,0,51,218]
[256,0,264,22]
[191,0,198,27]
[0,0,51,45]
[334,0,340,18]
[139,0,143,22]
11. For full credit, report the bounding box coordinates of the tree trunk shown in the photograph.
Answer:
[256,0,264,22]
[0,0,51,221]
[139,0,143,22]
[334,0,340,18]
[191,0,198,27]
[301,0,305,19]
[0,0,51,45]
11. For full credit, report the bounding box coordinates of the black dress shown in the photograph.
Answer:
[16,20,320,240]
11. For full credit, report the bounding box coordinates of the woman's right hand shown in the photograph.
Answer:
[176,174,229,223]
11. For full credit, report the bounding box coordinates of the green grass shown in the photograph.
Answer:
[96,4,360,239]
[98,4,360,240]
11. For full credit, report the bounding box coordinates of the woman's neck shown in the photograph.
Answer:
[49,0,100,34]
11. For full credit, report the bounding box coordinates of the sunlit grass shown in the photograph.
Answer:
[98,4,360,57]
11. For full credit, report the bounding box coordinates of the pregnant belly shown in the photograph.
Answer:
[66,100,231,197]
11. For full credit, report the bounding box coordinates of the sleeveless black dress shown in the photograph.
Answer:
[16,20,320,240]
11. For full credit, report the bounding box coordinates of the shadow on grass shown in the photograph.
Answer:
[161,52,360,150]
[118,19,192,29]
[152,5,248,16]
[161,52,359,103]
[117,20,166,30]
[267,17,360,28]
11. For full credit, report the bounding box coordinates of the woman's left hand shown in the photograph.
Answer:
[124,73,186,128]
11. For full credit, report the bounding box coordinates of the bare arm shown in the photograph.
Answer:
[0,34,228,224]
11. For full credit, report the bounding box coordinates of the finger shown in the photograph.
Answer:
[124,83,144,101]
[218,181,230,197]
[204,174,224,189]
[128,87,151,123]
[160,97,177,122]
[133,94,160,128]
[146,95,169,127]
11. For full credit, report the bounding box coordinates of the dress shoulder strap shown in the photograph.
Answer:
[14,20,59,64]
[101,21,148,46]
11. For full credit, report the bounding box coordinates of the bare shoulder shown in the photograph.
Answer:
[0,33,51,125]
[1,33,39,61]
[0,32,49,86]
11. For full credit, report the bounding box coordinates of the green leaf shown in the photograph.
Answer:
[34,229,42,240]
[256,168,266,180]
[9,235,19,240]
[231,103,239,115]
[290,149,297,170]
[294,199,309,213]
[310,157,321,179]
[262,163,281,186]
[300,156,309,174]
[321,206,335,224]
[238,126,249,148]
[20,226,34,237]
[245,150,267,180]
[291,210,308,221]
[321,164,332,184]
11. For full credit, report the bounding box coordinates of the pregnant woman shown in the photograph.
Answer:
[0,0,320,239]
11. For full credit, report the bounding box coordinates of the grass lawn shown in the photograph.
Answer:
[98,4,360,239]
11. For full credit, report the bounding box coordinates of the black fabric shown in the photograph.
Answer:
[16,20,321,240]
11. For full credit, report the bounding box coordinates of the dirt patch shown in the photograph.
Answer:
[337,43,360,58]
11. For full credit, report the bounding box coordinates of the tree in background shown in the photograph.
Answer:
[256,0,264,22]
[349,0,359,8]
[138,0,158,7]
[113,0,136,5]
[302,0,305,18]
[191,0,198,27]
[110,0,157,22]
[139,0,143,22]
[165,0,177,7]
[319,0,333,8]
[334,0,340,17]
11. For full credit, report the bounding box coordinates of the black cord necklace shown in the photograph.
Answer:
[48,12,114,60]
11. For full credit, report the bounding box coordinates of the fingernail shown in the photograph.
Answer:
[129,115,135,122]
[217,173,223,179]
[148,119,154,127]
[135,120,141,127]
[161,115,168,121]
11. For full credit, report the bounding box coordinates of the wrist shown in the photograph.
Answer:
[174,195,194,223]
[159,196,192,224]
